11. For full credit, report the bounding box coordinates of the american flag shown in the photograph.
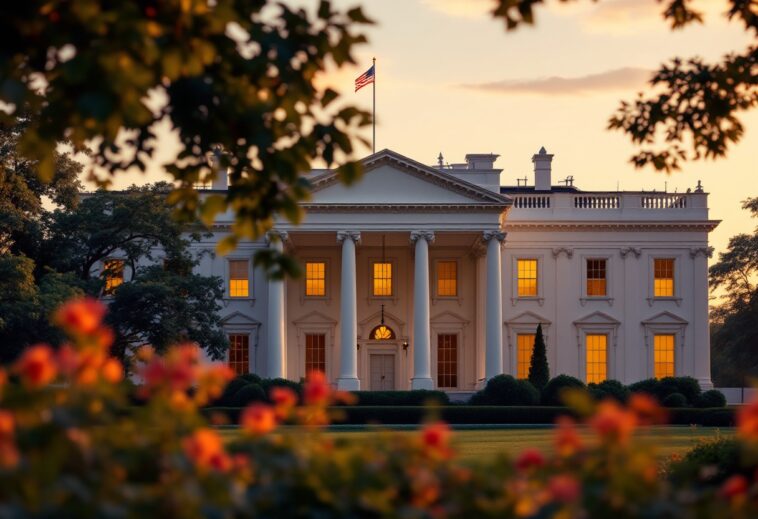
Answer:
[355,65,375,92]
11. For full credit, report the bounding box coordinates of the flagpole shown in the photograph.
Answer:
[372,56,376,154]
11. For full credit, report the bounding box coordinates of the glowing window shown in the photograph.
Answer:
[370,325,395,340]
[654,334,675,379]
[305,262,326,296]
[585,334,607,384]
[437,334,458,388]
[586,259,607,296]
[373,262,392,296]
[103,259,124,295]
[228,334,249,375]
[229,260,249,297]
[654,258,675,297]
[437,261,457,297]
[517,259,538,297]
[305,333,326,375]
[517,334,536,379]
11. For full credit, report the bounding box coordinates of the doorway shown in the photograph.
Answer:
[369,354,395,390]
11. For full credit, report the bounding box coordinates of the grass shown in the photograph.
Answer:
[219,425,734,463]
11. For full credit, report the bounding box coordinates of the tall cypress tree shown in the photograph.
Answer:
[528,324,550,391]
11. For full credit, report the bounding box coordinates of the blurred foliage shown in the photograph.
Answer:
[0,0,372,274]
[492,0,758,172]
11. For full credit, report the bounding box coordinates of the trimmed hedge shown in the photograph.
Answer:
[350,390,450,406]
[628,376,703,406]
[470,375,540,406]
[662,392,688,408]
[541,375,585,406]
[588,380,629,403]
[695,389,727,409]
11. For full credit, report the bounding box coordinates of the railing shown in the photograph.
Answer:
[512,195,551,209]
[573,195,620,209]
[641,194,687,209]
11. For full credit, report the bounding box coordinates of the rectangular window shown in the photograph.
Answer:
[654,334,675,379]
[517,334,536,380]
[586,334,608,384]
[437,261,457,297]
[373,262,392,296]
[517,259,538,297]
[229,260,249,297]
[228,334,249,375]
[103,259,125,295]
[654,258,675,297]
[305,333,326,375]
[437,334,458,388]
[305,262,326,296]
[586,259,607,296]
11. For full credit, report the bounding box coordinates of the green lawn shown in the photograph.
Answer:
[219,426,734,463]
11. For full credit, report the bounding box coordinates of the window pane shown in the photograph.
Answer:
[305,262,326,296]
[103,259,124,295]
[586,334,607,383]
[586,259,607,296]
[517,259,538,297]
[229,260,249,297]
[654,259,675,297]
[517,334,536,379]
[437,334,458,388]
[305,333,326,375]
[373,262,392,296]
[228,334,249,375]
[437,261,457,297]
[654,334,675,378]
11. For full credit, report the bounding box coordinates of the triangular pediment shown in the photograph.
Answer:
[573,311,620,326]
[431,311,470,325]
[221,311,261,327]
[307,149,510,207]
[358,309,406,338]
[642,311,688,325]
[505,311,551,325]
[292,311,337,326]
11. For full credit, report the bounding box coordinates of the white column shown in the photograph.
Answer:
[266,230,288,378]
[337,231,361,390]
[410,230,434,390]
[484,231,506,380]
[692,248,713,388]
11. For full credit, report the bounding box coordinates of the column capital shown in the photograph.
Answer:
[337,230,361,245]
[689,246,714,259]
[265,229,289,246]
[410,230,435,245]
[482,230,506,243]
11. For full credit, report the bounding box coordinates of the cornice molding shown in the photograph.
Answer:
[503,221,720,232]
[301,203,506,213]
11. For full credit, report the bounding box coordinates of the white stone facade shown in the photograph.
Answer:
[152,148,718,391]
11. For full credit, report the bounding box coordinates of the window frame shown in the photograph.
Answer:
[641,313,687,379]
[585,333,609,384]
[436,333,459,389]
[516,333,536,380]
[653,333,676,379]
[647,254,683,306]
[433,258,460,301]
[224,257,254,300]
[302,258,330,301]
[573,313,619,383]
[227,333,252,375]
[510,254,545,305]
[368,257,397,300]
[580,254,614,306]
[304,332,327,376]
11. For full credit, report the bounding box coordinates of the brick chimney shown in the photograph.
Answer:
[532,146,553,191]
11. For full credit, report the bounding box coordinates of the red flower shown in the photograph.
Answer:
[15,344,57,388]
[515,448,546,472]
[271,386,298,408]
[737,400,758,442]
[0,410,19,468]
[549,474,581,503]
[240,404,277,435]
[554,417,582,457]
[303,371,331,406]
[629,393,667,425]
[421,421,453,458]
[182,428,230,472]
[54,298,106,336]
[720,475,749,500]
[589,400,637,444]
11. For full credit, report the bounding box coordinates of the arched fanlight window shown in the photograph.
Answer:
[370,324,396,340]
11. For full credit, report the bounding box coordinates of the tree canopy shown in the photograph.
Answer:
[492,0,758,172]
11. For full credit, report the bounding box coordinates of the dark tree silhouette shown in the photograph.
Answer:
[528,323,550,391]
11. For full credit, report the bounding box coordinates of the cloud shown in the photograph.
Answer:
[419,0,496,19]
[462,67,653,95]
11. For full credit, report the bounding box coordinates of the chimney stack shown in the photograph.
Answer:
[532,146,553,191]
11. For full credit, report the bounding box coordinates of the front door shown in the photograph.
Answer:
[369,354,395,390]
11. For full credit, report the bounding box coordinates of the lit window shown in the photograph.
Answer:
[517,259,538,297]
[370,325,395,340]
[103,259,124,295]
[305,333,326,375]
[437,334,458,388]
[517,334,536,379]
[654,258,675,297]
[654,334,675,378]
[586,259,607,296]
[586,334,607,384]
[373,262,392,296]
[228,334,249,375]
[437,261,457,297]
[229,260,249,297]
[305,262,326,296]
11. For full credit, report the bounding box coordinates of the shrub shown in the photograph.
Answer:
[472,375,540,406]
[588,379,630,403]
[261,378,302,401]
[669,439,745,485]
[240,373,263,385]
[351,390,450,406]
[629,377,702,405]
[541,375,585,406]
[695,389,727,408]
[628,378,660,398]
[232,383,266,407]
[662,392,688,408]
[528,324,550,391]
[217,377,250,405]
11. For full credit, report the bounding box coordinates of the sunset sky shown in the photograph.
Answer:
[111,0,758,260]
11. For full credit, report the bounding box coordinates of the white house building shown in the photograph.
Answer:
[106,148,719,391]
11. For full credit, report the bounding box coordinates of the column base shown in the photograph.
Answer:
[337,377,360,391]
[697,377,714,390]
[411,377,434,390]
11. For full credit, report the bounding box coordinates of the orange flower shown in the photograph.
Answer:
[737,400,758,442]
[195,364,234,405]
[102,358,124,383]
[629,393,667,425]
[515,448,546,472]
[270,386,298,420]
[182,428,230,472]
[589,400,637,445]
[554,417,583,457]
[54,297,106,336]
[421,421,453,459]
[15,344,57,388]
[720,474,749,501]
[303,371,331,406]
[241,403,277,435]
[0,410,19,469]
[549,474,581,503]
